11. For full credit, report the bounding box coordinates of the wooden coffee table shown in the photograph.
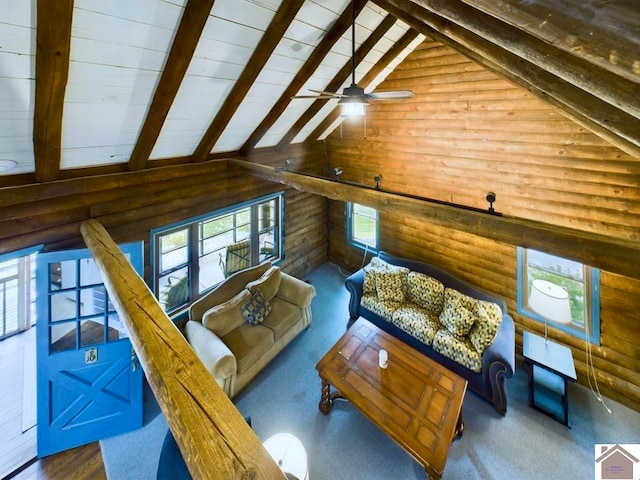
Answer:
[315,318,467,480]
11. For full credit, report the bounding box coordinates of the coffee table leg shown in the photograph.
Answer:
[453,412,464,440]
[319,379,333,415]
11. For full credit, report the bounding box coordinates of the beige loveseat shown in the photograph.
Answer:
[185,262,315,398]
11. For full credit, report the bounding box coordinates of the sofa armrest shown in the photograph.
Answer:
[481,313,516,414]
[345,269,365,321]
[184,321,237,382]
[276,272,316,308]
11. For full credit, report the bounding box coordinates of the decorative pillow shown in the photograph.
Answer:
[439,288,477,337]
[240,289,272,325]
[363,257,391,295]
[375,270,408,302]
[246,266,281,301]
[407,272,445,315]
[202,289,252,337]
[469,300,503,354]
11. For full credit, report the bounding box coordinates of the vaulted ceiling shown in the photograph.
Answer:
[1,0,638,184]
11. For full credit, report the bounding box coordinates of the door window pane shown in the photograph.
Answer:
[50,322,77,352]
[50,291,77,322]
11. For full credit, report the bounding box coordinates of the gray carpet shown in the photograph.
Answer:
[101,262,640,479]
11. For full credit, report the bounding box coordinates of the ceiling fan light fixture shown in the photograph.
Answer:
[339,83,368,117]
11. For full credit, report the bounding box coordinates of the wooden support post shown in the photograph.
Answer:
[80,219,285,480]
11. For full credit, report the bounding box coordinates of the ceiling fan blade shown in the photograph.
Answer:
[366,90,416,101]
[292,95,338,99]
[308,89,341,97]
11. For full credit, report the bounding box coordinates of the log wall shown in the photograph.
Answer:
[0,145,328,291]
[326,40,640,412]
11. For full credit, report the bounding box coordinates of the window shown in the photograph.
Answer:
[151,193,283,314]
[517,248,600,344]
[0,245,42,340]
[347,203,379,252]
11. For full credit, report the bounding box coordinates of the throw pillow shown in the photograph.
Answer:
[407,272,445,316]
[240,289,272,325]
[246,266,281,301]
[202,289,252,337]
[469,300,503,354]
[375,270,408,302]
[363,257,391,295]
[439,288,477,337]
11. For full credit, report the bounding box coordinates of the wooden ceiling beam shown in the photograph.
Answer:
[305,28,420,142]
[239,0,368,156]
[460,0,640,84]
[128,0,216,171]
[33,0,74,183]
[229,158,640,281]
[191,0,305,163]
[374,0,640,159]
[276,13,398,151]
[410,0,638,119]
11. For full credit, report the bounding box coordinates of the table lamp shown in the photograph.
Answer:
[528,279,572,342]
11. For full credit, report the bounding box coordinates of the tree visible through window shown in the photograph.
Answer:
[517,248,600,344]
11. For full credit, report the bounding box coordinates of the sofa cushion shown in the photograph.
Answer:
[262,297,299,340]
[361,294,401,320]
[391,304,440,346]
[407,272,445,316]
[202,289,252,337]
[439,288,477,337]
[432,328,482,373]
[240,289,272,325]
[222,323,275,374]
[469,300,503,354]
[246,266,281,301]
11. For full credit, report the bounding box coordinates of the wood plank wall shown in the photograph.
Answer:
[0,147,327,290]
[325,39,640,412]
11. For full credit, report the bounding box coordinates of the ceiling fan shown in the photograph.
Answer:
[293,2,415,116]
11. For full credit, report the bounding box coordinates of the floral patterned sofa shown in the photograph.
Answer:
[345,251,515,414]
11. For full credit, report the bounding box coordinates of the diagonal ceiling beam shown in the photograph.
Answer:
[410,0,639,120]
[128,0,216,171]
[460,0,640,84]
[33,0,74,183]
[239,0,368,156]
[374,0,640,159]
[305,28,420,142]
[191,0,305,163]
[276,13,398,151]
[229,158,640,281]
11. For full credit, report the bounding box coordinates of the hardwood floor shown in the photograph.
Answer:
[10,443,106,480]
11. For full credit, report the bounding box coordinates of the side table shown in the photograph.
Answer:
[522,331,577,427]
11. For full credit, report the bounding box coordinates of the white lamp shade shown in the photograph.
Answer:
[341,102,366,117]
[528,279,572,325]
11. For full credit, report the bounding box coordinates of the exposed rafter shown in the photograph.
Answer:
[229,158,640,281]
[374,0,640,158]
[276,13,398,151]
[33,0,74,183]
[191,0,306,163]
[239,0,369,156]
[128,0,216,171]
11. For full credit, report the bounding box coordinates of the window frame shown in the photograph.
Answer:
[516,247,600,345]
[0,244,43,340]
[346,202,379,253]
[150,193,284,315]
